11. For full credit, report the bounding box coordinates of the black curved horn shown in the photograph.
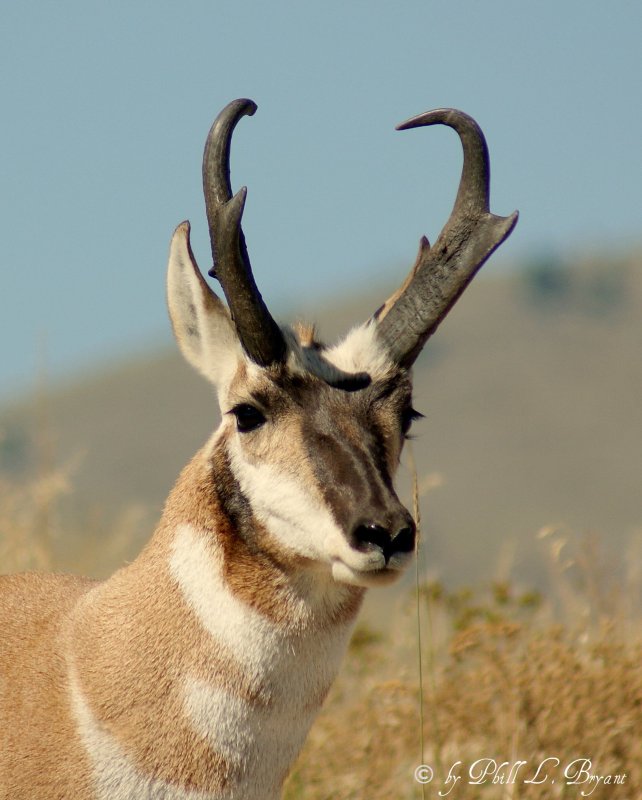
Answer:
[375,108,518,368]
[203,99,286,367]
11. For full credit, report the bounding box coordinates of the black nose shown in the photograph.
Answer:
[352,520,416,564]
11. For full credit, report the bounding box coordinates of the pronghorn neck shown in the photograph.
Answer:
[66,437,363,799]
[158,432,366,629]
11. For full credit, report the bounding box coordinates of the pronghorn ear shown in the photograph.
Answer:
[167,222,242,385]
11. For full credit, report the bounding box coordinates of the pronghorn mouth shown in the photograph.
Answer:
[332,563,405,588]
[330,552,413,588]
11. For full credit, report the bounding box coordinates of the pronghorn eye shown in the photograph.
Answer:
[401,406,423,438]
[230,404,266,433]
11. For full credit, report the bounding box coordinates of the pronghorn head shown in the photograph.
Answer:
[167,99,517,588]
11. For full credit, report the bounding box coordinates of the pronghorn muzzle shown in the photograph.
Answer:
[327,495,416,586]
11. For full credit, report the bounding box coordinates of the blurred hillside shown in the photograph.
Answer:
[1,249,641,593]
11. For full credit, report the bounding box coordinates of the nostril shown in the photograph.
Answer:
[351,520,416,565]
[391,525,416,554]
[352,523,391,554]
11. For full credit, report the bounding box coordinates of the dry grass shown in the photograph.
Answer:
[0,466,70,572]
[285,622,641,797]
[0,453,143,577]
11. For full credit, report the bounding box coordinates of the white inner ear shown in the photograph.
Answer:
[167,222,243,386]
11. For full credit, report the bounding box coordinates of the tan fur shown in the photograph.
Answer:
[0,574,96,799]
[291,321,318,349]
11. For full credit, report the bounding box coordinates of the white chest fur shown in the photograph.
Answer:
[169,525,355,785]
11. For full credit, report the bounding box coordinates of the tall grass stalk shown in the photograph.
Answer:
[409,445,426,800]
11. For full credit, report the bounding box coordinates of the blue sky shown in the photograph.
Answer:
[1,1,640,400]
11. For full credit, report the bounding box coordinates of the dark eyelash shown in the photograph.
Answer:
[401,407,424,438]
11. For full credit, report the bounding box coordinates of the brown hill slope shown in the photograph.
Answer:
[2,251,641,592]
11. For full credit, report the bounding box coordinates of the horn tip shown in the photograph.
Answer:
[237,98,258,117]
[396,108,475,133]
[505,209,519,233]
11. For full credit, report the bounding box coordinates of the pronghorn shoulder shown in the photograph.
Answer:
[0,572,95,627]
[0,573,95,676]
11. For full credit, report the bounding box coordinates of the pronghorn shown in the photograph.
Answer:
[0,99,517,800]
